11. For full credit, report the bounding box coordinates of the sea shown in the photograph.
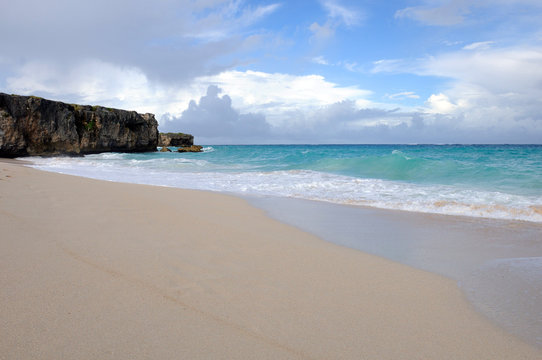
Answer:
[24,144,542,346]
[26,144,542,223]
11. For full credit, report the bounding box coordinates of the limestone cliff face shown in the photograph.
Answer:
[0,93,159,157]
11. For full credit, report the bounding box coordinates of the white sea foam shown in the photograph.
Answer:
[25,155,542,223]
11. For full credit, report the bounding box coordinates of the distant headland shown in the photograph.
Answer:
[0,93,200,157]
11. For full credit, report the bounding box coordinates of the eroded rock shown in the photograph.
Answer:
[159,132,194,147]
[177,145,203,153]
[0,93,159,157]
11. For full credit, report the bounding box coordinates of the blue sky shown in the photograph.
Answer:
[1,0,542,143]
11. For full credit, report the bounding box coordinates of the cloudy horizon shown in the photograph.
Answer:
[2,0,542,144]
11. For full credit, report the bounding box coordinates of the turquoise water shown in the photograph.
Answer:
[182,144,542,195]
[27,144,542,222]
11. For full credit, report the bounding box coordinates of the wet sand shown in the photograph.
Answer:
[1,160,541,359]
[248,196,542,347]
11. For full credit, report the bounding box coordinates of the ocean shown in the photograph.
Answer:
[26,144,542,223]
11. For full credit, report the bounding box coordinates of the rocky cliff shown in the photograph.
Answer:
[0,93,159,157]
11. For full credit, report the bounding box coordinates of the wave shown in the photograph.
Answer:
[307,149,542,196]
[25,154,542,223]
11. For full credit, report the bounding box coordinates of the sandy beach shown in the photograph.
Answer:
[1,160,541,359]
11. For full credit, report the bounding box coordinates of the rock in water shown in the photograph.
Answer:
[160,146,171,152]
[159,132,194,147]
[178,145,203,153]
[0,93,159,157]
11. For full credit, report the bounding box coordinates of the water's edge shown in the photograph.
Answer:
[245,195,542,348]
[22,144,542,223]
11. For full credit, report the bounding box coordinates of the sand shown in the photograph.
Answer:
[1,160,541,359]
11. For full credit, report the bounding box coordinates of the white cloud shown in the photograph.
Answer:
[3,0,541,144]
[6,47,541,144]
[0,0,280,86]
[311,56,329,65]
[11,53,538,144]
[463,41,494,51]
[395,1,469,26]
[370,44,542,140]
[341,61,359,72]
[185,2,281,41]
[371,59,406,73]
[161,90,424,144]
[196,70,373,126]
[309,21,335,43]
[420,47,542,93]
[309,1,361,44]
[395,0,542,26]
[442,40,463,47]
[7,60,148,104]
[425,47,542,131]
[387,91,420,100]
[425,93,457,114]
[247,3,282,22]
[320,0,362,27]
[4,59,196,117]
[161,85,270,143]
[4,57,380,140]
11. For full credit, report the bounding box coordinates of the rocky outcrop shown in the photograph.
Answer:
[0,93,159,157]
[159,132,194,147]
[178,145,203,153]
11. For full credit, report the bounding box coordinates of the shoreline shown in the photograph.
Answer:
[246,195,542,279]
[1,160,541,359]
[24,145,542,224]
[247,195,542,347]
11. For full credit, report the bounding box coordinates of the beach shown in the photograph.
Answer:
[1,160,541,359]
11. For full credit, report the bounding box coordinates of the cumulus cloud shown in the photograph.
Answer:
[158,84,423,144]
[425,93,457,114]
[160,76,541,144]
[157,71,382,143]
[419,47,542,99]
[5,47,541,144]
[292,99,541,144]
[372,45,542,141]
[4,59,191,116]
[3,59,376,133]
[195,70,373,125]
[160,85,271,144]
[7,60,148,104]
[158,86,467,144]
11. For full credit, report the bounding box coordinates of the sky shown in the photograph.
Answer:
[1,0,542,144]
